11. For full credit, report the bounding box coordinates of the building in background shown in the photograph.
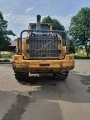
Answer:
[0,41,16,51]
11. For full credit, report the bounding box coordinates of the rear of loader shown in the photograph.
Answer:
[12,15,75,81]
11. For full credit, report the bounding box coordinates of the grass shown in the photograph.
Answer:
[0,51,12,58]
[74,53,90,59]
[0,51,90,60]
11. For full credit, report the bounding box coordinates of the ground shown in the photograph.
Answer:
[0,60,90,120]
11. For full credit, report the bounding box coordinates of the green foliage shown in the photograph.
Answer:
[42,16,65,30]
[69,39,75,53]
[0,11,16,48]
[0,51,11,58]
[69,7,90,57]
[74,53,90,59]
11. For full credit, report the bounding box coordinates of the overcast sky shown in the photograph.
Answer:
[0,0,90,40]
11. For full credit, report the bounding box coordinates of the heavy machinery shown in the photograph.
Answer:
[12,15,75,81]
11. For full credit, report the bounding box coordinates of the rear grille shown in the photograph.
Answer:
[29,33,61,59]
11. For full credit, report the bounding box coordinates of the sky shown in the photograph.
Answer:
[0,0,90,40]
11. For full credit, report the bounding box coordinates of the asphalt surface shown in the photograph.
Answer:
[0,60,90,120]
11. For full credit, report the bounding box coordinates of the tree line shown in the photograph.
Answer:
[0,7,90,57]
[0,11,15,48]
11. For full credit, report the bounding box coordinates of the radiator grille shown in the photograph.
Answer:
[29,33,61,59]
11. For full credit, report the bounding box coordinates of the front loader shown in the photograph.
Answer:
[12,15,75,81]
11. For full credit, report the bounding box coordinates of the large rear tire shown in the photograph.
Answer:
[14,71,29,82]
[53,71,69,80]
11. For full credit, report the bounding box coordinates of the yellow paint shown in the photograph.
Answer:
[12,19,75,74]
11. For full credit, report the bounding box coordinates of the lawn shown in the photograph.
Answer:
[74,53,90,59]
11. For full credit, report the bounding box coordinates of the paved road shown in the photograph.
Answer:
[0,60,90,120]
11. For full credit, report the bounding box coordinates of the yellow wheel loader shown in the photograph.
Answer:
[12,15,75,81]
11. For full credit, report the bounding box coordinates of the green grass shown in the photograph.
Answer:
[74,53,90,59]
[0,51,12,58]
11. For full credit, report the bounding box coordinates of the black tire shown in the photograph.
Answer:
[14,71,29,82]
[53,71,69,80]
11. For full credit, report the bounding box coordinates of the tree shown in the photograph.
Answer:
[69,38,75,53]
[42,16,65,30]
[0,11,15,49]
[69,7,90,57]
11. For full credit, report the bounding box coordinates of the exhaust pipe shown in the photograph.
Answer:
[36,15,41,30]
